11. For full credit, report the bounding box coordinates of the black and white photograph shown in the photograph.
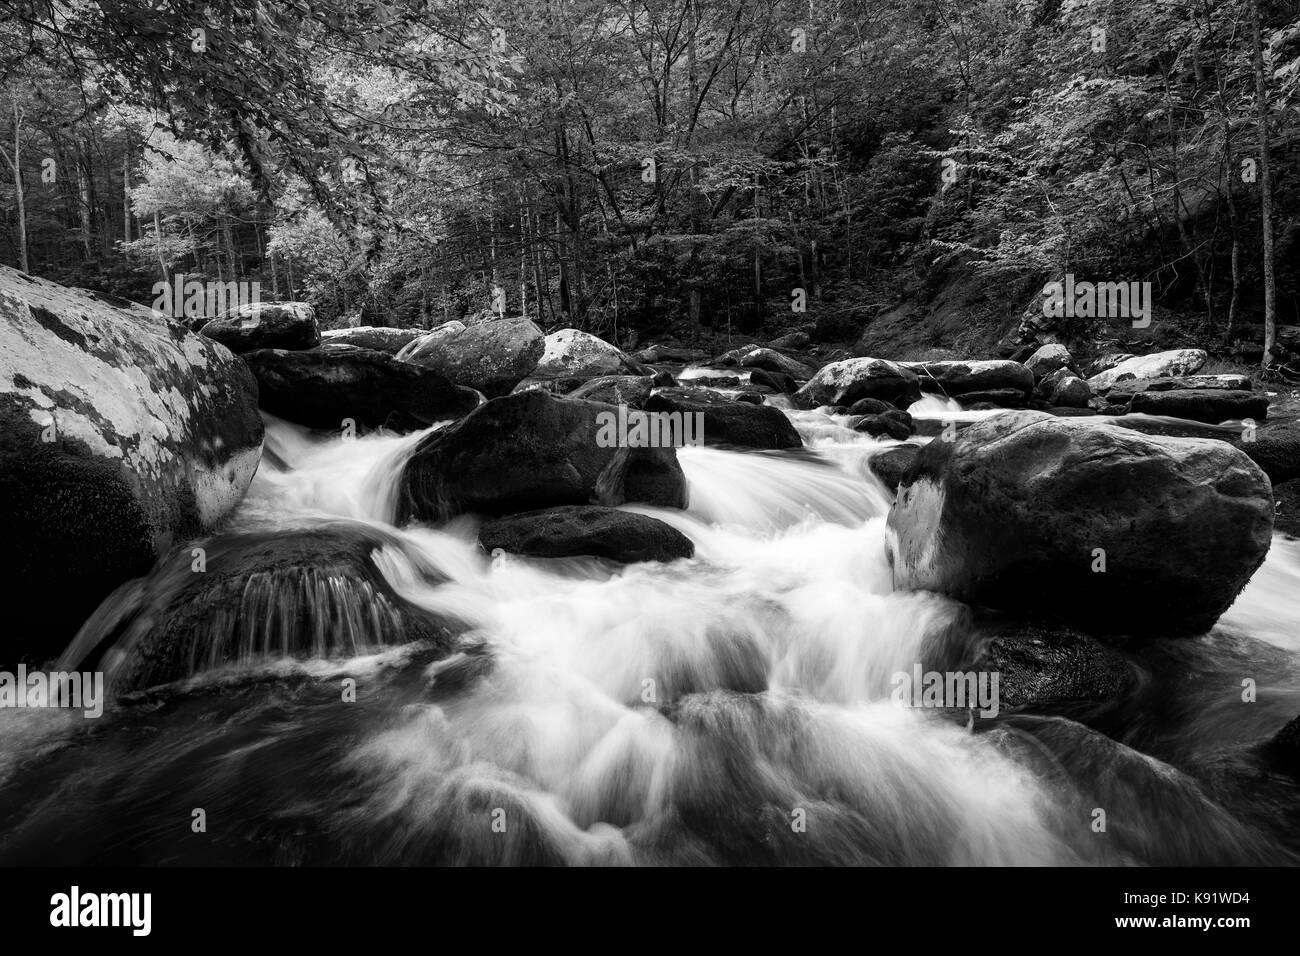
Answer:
[0,0,1297,929]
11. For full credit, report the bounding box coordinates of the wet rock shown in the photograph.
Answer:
[397,316,543,397]
[645,387,801,450]
[1126,389,1268,424]
[0,266,263,662]
[715,343,761,366]
[566,374,655,408]
[748,368,797,393]
[242,348,480,432]
[887,410,1274,637]
[734,390,764,405]
[793,357,921,409]
[853,411,914,440]
[848,397,896,416]
[1273,479,1300,537]
[867,444,920,491]
[479,505,694,563]
[970,619,1133,708]
[632,344,710,365]
[1050,375,1092,409]
[955,389,1028,408]
[200,301,320,353]
[398,390,688,522]
[59,523,454,695]
[1232,420,1300,483]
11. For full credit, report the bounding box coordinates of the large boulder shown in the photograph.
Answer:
[1086,349,1207,392]
[479,506,694,564]
[0,266,264,663]
[1126,389,1268,424]
[59,524,454,696]
[887,410,1273,637]
[1109,373,1254,396]
[793,357,921,409]
[531,329,641,382]
[901,359,1034,399]
[747,368,797,393]
[645,387,802,450]
[632,344,710,365]
[397,390,688,523]
[740,347,812,379]
[397,317,543,397]
[320,326,423,354]
[242,349,480,432]
[199,301,320,353]
[1023,344,1074,381]
[565,374,654,408]
[1232,420,1300,484]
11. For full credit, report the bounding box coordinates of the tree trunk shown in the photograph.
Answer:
[122,147,132,243]
[6,100,29,273]
[1252,0,1277,366]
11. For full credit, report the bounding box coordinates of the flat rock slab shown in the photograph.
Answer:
[480,506,694,563]
[1127,389,1268,424]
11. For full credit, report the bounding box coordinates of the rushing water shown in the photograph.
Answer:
[3,385,1299,865]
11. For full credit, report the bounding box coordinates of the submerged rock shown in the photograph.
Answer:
[242,348,480,432]
[59,523,454,695]
[0,266,263,662]
[479,506,694,563]
[867,444,921,492]
[397,390,688,522]
[199,301,320,353]
[887,410,1274,637]
[397,316,543,397]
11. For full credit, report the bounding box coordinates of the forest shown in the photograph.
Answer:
[1,0,1298,366]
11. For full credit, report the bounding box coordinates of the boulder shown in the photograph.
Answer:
[59,524,454,695]
[1050,375,1092,409]
[632,344,710,365]
[1109,374,1254,395]
[532,328,641,381]
[903,359,1034,399]
[955,388,1028,408]
[0,266,263,663]
[241,348,480,432]
[794,357,921,409]
[199,301,320,353]
[768,330,811,351]
[715,343,761,366]
[1232,420,1300,484]
[740,348,812,379]
[848,397,897,416]
[734,390,764,405]
[1085,352,1135,378]
[1023,344,1074,381]
[887,410,1273,637]
[853,411,914,441]
[1126,389,1268,424]
[645,387,802,450]
[479,506,694,564]
[566,374,654,408]
[867,444,921,492]
[746,368,797,393]
[1086,349,1207,392]
[397,390,688,523]
[320,325,423,354]
[969,619,1133,708]
[397,316,543,397]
